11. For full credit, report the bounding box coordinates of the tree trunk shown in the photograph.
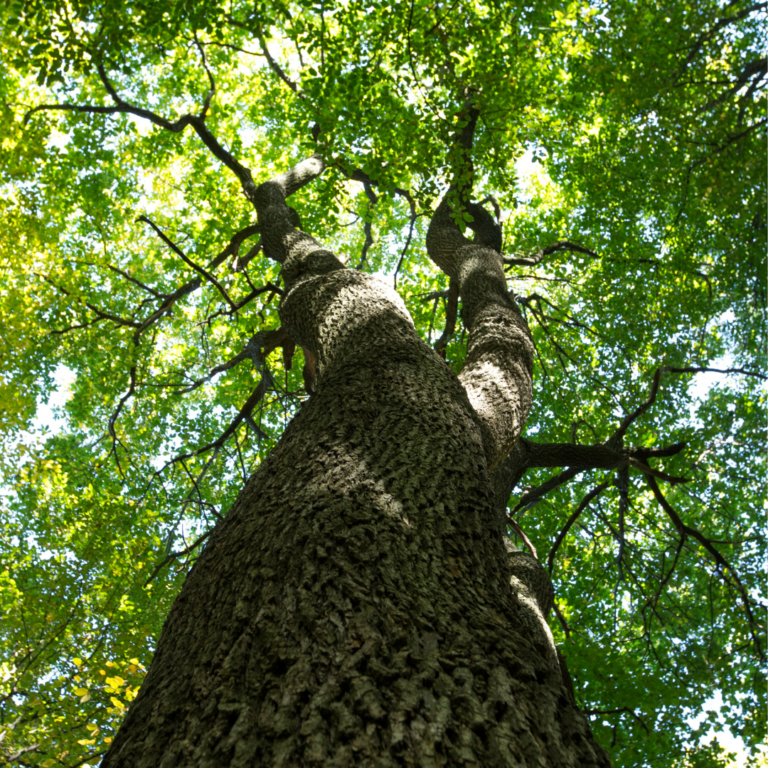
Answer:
[102,159,611,767]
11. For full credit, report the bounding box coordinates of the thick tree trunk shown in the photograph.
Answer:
[102,160,611,767]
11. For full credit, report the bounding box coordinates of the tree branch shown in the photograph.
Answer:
[642,464,765,662]
[26,62,256,196]
[610,368,661,447]
[584,707,650,736]
[504,240,600,267]
[107,365,137,477]
[258,34,303,95]
[144,529,213,586]
[547,481,612,573]
[137,216,236,308]
[192,31,216,120]
[664,365,767,381]
[434,278,459,355]
[675,3,768,82]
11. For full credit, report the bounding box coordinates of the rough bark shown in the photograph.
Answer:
[102,161,611,767]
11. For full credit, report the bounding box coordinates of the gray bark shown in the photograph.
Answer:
[102,160,611,767]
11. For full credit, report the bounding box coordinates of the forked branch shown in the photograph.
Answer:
[642,466,765,662]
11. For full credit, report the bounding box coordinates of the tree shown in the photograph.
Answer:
[0,0,765,765]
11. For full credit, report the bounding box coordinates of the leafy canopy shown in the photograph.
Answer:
[0,0,765,766]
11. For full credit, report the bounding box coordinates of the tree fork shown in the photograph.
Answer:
[102,156,610,766]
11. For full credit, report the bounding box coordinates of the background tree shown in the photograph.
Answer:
[0,0,765,766]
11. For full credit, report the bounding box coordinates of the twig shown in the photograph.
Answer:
[107,366,137,477]
[641,536,686,622]
[192,31,216,120]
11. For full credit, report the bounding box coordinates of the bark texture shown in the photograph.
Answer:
[102,162,611,767]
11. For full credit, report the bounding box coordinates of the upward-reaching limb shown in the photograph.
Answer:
[426,104,534,471]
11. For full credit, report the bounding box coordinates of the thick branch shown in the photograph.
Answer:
[426,105,533,471]
[502,437,687,517]
[253,155,333,271]
[145,529,213,586]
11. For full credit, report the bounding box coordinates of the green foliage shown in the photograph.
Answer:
[0,0,764,765]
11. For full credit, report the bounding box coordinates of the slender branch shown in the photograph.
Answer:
[664,365,767,381]
[506,435,689,517]
[641,536,686,621]
[356,185,378,271]
[155,340,278,472]
[107,365,137,477]
[504,240,600,267]
[133,277,202,341]
[175,346,252,395]
[506,517,538,559]
[690,118,767,170]
[626,457,691,485]
[8,743,41,762]
[698,57,767,114]
[642,465,765,662]
[434,278,459,355]
[552,601,571,638]
[675,4,768,81]
[419,288,450,302]
[356,220,374,271]
[511,467,583,516]
[26,62,256,195]
[36,271,144,329]
[48,316,106,336]
[584,707,650,736]
[343,167,418,288]
[628,442,688,459]
[137,216,236,308]
[393,206,418,289]
[144,529,213,586]
[547,481,612,573]
[76,260,169,298]
[611,368,662,446]
[192,31,216,119]
[176,327,292,395]
[84,302,142,328]
[208,224,261,270]
[258,34,303,95]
